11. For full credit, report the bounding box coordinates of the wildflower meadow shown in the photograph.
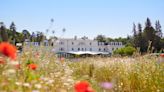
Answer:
[0,42,163,92]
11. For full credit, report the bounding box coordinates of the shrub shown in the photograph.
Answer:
[114,46,136,56]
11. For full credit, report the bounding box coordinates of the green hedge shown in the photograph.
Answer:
[114,46,136,56]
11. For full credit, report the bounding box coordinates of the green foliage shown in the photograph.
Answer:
[94,34,106,42]
[0,24,8,42]
[131,18,164,53]
[0,22,47,44]
[94,18,163,54]
[114,46,136,56]
[124,46,136,55]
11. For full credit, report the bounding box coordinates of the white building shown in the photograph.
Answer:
[53,37,124,57]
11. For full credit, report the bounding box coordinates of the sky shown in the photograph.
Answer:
[0,0,164,39]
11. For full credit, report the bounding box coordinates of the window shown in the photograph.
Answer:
[78,48,80,51]
[72,48,74,51]
[112,48,114,51]
[59,48,64,51]
[99,48,101,51]
[104,48,106,51]
[90,42,92,45]
[51,43,54,46]
[72,42,74,45]
[90,48,92,51]
[85,48,86,51]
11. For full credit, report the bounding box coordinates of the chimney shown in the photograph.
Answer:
[74,35,77,40]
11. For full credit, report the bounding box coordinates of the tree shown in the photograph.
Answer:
[106,37,114,42]
[133,23,137,37]
[22,29,31,42]
[95,35,106,42]
[143,18,156,51]
[132,23,138,47]
[30,32,36,42]
[153,20,162,51]
[0,23,8,42]
[142,18,162,52]
[137,23,147,52]
[155,20,162,38]
[145,18,151,28]
[36,31,45,44]
[10,22,16,44]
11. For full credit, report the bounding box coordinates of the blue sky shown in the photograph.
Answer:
[0,0,164,39]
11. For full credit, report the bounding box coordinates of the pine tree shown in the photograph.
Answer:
[143,18,161,52]
[143,18,155,52]
[10,22,16,44]
[132,23,137,37]
[137,23,147,52]
[145,18,151,28]
[132,23,138,47]
[0,23,8,42]
[155,20,162,38]
[154,20,162,51]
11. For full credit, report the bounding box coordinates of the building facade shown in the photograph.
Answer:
[53,37,124,57]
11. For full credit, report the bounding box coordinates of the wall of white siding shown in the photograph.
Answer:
[53,38,124,54]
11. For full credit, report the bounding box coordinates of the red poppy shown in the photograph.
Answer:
[160,54,164,57]
[15,64,21,69]
[28,64,37,70]
[0,42,17,60]
[74,81,95,92]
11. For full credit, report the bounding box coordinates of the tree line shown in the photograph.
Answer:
[0,22,47,45]
[95,18,164,53]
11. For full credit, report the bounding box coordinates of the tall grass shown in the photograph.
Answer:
[0,46,163,92]
[69,56,164,92]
